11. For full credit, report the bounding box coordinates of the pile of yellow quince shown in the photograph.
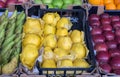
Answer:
[20,12,90,70]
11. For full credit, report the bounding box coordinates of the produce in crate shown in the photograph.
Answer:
[21,17,43,70]
[43,47,54,60]
[54,48,69,60]
[70,30,84,43]
[0,10,25,74]
[73,59,90,68]
[43,34,57,49]
[0,1,6,8]
[33,0,82,9]
[22,33,41,49]
[20,44,39,70]
[56,28,68,38]
[0,0,29,8]
[58,59,73,67]
[39,12,90,69]
[42,12,60,26]
[43,24,56,36]
[20,12,90,72]
[57,17,72,30]
[70,43,88,59]
[88,0,120,10]
[89,13,120,74]
[52,0,63,9]
[42,59,56,68]
[57,36,72,50]
[23,17,43,36]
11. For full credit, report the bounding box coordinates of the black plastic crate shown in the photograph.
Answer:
[87,7,120,76]
[37,8,96,77]
[88,6,120,16]
[0,8,6,12]
[15,5,40,16]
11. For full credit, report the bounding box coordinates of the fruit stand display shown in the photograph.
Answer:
[32,0,83,9]
[1,1,120,77]
[0,9,25,77]
[87,6,120,76]
[17,6,97,76]
[88,0,120,10]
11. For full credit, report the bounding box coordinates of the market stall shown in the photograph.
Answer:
[0,0,120,77]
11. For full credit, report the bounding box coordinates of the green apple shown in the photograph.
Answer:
[63,0,74,5]
[74,0,82,6]
[52,0,63,9]
[42,0,53,4]
[62,4,69,9]
[34,0,42,4]
[48,4,54,8]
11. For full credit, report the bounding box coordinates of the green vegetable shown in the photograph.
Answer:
[63,0,74,5]
[42,0,53,4]
[34,0,43,4]
[2,34,16,48]
[6,23,16,38]
[0,41,15,65]
[9,10,17,19]
[52,0,63,9]
[0,10,8,22]
[2,53,19,74]
[0,29,5,48]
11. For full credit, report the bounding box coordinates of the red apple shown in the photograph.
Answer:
[0,1,5,8]
[100,13,110,19]
[112,21,120,30]
[109,49,120,57]
[106,40,117,49]
[18,0,29,3]
[102,24,112,31]
[6,0,17,5]
[89,14,99,21]
[96,51,110,63]
[101,18,111,25]
[95,43,108,52]
[92,35,105,44]
[116,36,120,44]
[104,31,115,41]
[111,16,120,22]
[114,69,120,75]
[90,20,100,28]
[99,63,112,73]
[115,29,120,36]
[91,27,102,35]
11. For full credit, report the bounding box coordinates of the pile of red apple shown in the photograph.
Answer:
[0,0,29,8]
[89,13,120,74]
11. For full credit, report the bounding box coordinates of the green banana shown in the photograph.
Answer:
[2,34,16,48]
[1,48,15,65]
[16,13,25,26]
[0,10,8,22]
[1,41,15,56]
[15,23,23,33]
[9,10,17,19]
[6,23,16,38]
[0,19,8,30]
[0,29,5,39]
[4,10,8,17]
[0,29,5,48]
[15,40,22,48]
[17,11,24,20]
[9,47,20,63]
[14,34,21,43]
[7,17,16,29]
[0,41,15,65]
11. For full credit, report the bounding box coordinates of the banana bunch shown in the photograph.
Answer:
[0,10,25,74]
